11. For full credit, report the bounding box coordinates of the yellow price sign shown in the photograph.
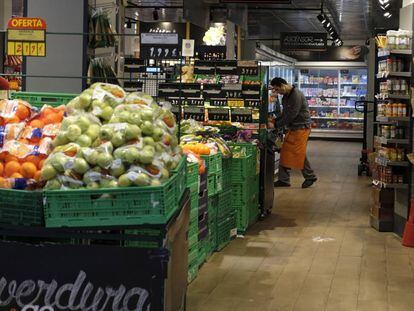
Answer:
[37,42,45,56]
[30,43,38,56]
[23,42,30,56]
[15,42,23,55]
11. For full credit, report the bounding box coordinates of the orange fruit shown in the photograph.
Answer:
[0,177,10,188]
[33,170,41,182]
[5,154,18,163]
[41,107,55,118]
[10,172,23,178]
[18,138,29,145]
[16,104,30,120]
[5,161,21,177]
[20,162,37,179]
[29,119,45,128]
[4,116,20,124]
[0,162,3,176]
[44,113,61,125]
[38,159,45,169]
[25,155,40,167]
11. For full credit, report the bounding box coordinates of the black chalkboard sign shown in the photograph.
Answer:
[184,106,205,121]
[231,108,253,123]
[0,241,168,311]
[208,108,230,121]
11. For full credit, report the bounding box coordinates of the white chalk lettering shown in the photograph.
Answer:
[16,280,36,306]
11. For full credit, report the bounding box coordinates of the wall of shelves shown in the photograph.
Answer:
[296,68,368,139]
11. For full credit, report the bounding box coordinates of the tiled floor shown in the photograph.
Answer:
[187,140,414,311]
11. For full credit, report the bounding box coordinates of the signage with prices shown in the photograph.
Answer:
[184,107,205,121]
[237,60,259,75]
[7,17,46,57]
[208,108,230,121]
[140,33,180,59]
[231,108,253,123]
[245,99,261,108]
[222,84,243,98]
[210,99,227,107]
[196,45,226,60]
[281,32,327,51]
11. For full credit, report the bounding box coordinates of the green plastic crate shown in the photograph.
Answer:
[188,263,199,283]
[229,155,255,183]
[190,208,198,222]
[222,157,232,189]
[217,189,234,219]
[189,243,199,265]
[229,142,259,163]
[172,158,187,204]
[11,92,77,108]
[231,181,251,206]
[216,212,237,251]
[189,182,199,199]
[189,232,198,248]
[0,189,43,226]
[189,220,198,237]
[186,162,199,186]
[202,153,222,175]
[190,195,198,211]
[44,176,178,228]
[124,228,164,248]
[207,174,216,197]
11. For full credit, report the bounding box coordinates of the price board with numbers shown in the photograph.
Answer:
[210,99,227,107]
[140,33,180,59]
[184,107,205,121]
[237,60,259,76]
[222,84,243,99]
[245,99,261,108]
[7,17,46,57]
[231,108,253,123]
[208,108,230,121]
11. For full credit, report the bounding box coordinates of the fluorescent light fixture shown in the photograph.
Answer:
[379,0,390,4]
[383,11,392,18]
[380,3,390,10]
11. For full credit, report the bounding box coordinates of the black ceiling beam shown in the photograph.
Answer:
[126,1,183,9]
[246,7,321,11]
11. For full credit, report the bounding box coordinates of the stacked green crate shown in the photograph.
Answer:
[228,143,260,234]
[202,153,222,197]
[215,189,237,250]
[186,162,200,282]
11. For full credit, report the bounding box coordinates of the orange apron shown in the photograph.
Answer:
[280,129,311,170]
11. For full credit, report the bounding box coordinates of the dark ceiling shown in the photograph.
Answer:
[126,0,402,41]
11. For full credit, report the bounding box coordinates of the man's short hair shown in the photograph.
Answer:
[271,77,288,87]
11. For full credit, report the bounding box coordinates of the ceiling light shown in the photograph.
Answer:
[153,8,159,20]
[383,11,392,18]
[379,0,390,5]
[380,3,390,10]
[317,13,326,23]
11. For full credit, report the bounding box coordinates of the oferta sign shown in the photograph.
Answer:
[281,32,327,51]
[7,17,46,57]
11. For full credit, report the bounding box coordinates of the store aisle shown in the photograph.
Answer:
[187,140,414,311]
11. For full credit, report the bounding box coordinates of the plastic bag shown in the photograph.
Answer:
[0,99,34,124]
[125,92,156,107]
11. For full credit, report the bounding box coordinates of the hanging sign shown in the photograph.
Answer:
[140,33,180,59]
[231,108,253,123]
[281,32,327,51]
[208,108,230,121]
[182,39,195,57]
[184,106,205,121]
[7,17,46,56]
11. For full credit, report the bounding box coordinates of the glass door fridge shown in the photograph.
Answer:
[296,67,367,139]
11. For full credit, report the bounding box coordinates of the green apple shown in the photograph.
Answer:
[100,106,114,121]
[128,112,142,126]
[85,124,100,141]
[86,182,100,189]
[76,116,91,132]
[99,126,114,141]
[152,128,164,142]
[124,147,140,164]
[141,121,154,136]
[45,179,62,190]
[73,158,90,174]
[134,173,151,187]
[141,109,154,121]
[78,93,92,109]
[50,153,68,173]
[41,164,57,181]
[110,160,125,177]
[75,134,92,147]
[111,132,125,147]
[97,153,113,169]
[66,124,82,141]
[118,174,132,187]
[125,124,141,141]
[53,132,69,147]
[151,179,161,186]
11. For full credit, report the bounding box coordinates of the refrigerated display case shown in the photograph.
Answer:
[296,68,367,139]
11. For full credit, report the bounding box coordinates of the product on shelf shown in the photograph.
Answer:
[379,79,409,96]
[88,8,117,48]
[39,83,182,190]
[377,29,413,50]
[377,102,407,117]
[88,57,120,86]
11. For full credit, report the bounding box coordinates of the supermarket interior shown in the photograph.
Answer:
[2,0,414,310]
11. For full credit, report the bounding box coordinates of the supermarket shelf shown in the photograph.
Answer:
[375,157,409,167]
[300,83,338,86]
[378,49,412,57]
[375,136,409,145]
[376,116,410,123]
[341,83,368,85]
[376,94,410,100]
[372,180,408,189]
[306,96,338,99]
[309,105,338,108]
[377,71,412,78]
[311,116,363,120]
[341,95,364,98]
[310,129,363,139]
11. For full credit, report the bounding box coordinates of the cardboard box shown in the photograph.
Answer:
[371,187,394,207]
[164,191,190,311]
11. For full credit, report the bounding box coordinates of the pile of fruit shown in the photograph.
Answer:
[0,99,65,189]
[41,83,182,190]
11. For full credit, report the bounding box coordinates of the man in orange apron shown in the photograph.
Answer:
[270,78,317,188]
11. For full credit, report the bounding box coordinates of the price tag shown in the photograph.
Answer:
[170,105,181,120]
[210,99,227,107]
[237,61,259,75]
[187,98,205,106]
[208,108,230,121]
[245,99,261,108]
[227,99,244,107]
[140,44,179,59]
[222,84,243,99]
[231,108,253,123]
[184,107,205,121]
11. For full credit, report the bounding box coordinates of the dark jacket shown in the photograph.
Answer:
[275,86,311,130]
